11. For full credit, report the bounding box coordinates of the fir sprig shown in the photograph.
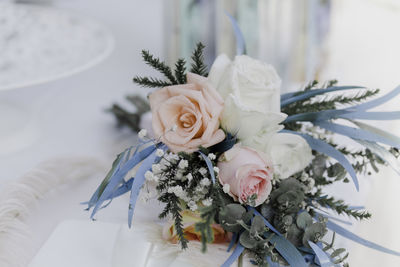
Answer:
[174,58,187,84]
[141,50,177,84]
[190,42,208,76]
[282,84,380,116]
[311,190,372,220]
[132,76,173,88]
[133,43,208,88]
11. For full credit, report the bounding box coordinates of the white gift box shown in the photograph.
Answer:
[29,220,252,267]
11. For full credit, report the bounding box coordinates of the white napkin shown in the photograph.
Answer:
[29,220,250,267]
[28,220,121,267]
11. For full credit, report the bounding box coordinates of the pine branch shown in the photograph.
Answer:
[190,42,208,76]
[329,89,380,107]
[170,197,189,249]
[283,88,380,115]
[174,58,187,84]
[141,50,177,84]
[158,192,188,249]
[133,76,173,88]
[315,194,371,220]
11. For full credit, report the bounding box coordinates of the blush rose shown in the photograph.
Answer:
[217,145,273,207]
[149,72,225,153]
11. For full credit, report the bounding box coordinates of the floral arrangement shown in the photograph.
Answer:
[87,42,400,266]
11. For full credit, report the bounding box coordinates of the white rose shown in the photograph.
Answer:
[209,54,282,113]
[263,133,312,179]
[209,54,286,140]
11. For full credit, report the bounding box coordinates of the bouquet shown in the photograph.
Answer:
[86,41,400,266]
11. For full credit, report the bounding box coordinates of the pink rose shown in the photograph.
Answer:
[218,145,273,206]
[149,72,225,153]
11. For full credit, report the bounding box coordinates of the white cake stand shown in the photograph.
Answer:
[0,2,114,155]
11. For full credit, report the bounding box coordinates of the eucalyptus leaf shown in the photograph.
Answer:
[302,222,328,247]
[330,248,346,258]
[219,204,246,232]
[239,231,257,249]
[296,212,313,230]
[251,215,266,236]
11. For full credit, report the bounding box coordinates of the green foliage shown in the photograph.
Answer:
[269,178,305,215]
[321,232,350,265]
[132,76,173,88]
[282,80,380,132]
[219,203,251,233]
[190,42,208,76]
[237,215,279,266]
[133,43,208,88]
[174,58,187,84]
[141,50,177,84]
[108,95,150,132]
[311,189,372,220]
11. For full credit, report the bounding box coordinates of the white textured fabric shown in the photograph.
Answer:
[0,157,105,267]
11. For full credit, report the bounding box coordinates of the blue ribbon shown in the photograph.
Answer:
[199,151,216,184]
[340,111,400,120]
[227,232,238,252]
[221,243,245,267]
[308,241,335,267]
[281,130,359,191]
[128,145,166,227]
[266,233,309,267]
[225,12,246,55]
[326,220,400,256]
[315,121,400,149]
[90,144,157,219]
[284,109,350,123]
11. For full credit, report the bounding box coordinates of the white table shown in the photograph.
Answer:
[1,0,400,266]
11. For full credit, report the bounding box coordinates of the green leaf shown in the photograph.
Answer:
[330,248,346,258]
[250,215,265,236]
[296,212,313,230]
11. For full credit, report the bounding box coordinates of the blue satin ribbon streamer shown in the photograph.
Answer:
[281,130,359,191]
[281,86,365,107]
[128,149,161,227]
[225,12,246,55]
[90,144,157,218]
[266,233,309,267]
[352,120,400,146]
[199,151,216,184]
[86,150,128,209]
[227,232,238,252]
[221,243,245,267]
[284,109,350,123]
[308,241,335,267]
[326,220,400,256]
[340,111,400,120]
[315,121,400,149]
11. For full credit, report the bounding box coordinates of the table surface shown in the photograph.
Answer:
[1,0,400,266]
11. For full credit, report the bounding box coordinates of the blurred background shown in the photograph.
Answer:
[1,0,400,266]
